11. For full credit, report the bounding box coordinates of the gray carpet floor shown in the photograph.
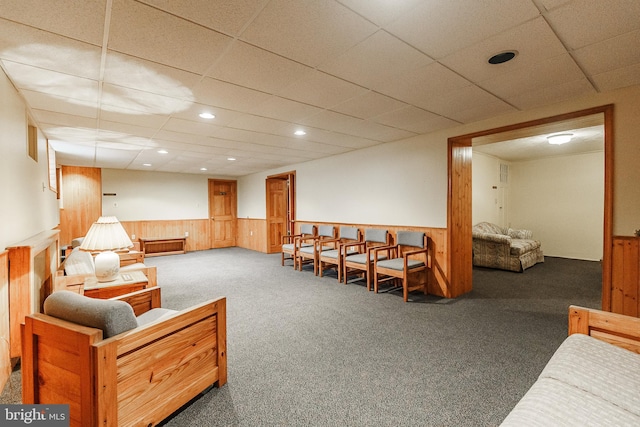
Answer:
[1,249,602,426]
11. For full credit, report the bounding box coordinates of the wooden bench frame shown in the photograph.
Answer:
[22,288,227,427]
[569,305,640,354]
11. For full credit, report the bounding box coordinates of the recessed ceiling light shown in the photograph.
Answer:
[547,133,573,145]
[488,50,518,65]
[294,129,306,136]
[143,163,152,167]
[200,167,207,171]
[199,112,215,119]
[158,149,168,154]
[227,157,236,161]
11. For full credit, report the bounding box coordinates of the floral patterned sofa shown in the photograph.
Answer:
[472,222,544,272]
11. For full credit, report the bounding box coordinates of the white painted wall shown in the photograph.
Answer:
[510,152,604,260]
[101,169,210,221]
[239,84,640,238]
[472,152,503,226]
[0,70,59,249]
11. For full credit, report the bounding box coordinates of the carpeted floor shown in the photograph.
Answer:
[1,250,601,426]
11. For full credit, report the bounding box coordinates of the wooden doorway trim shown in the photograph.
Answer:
[447,105,614,303]
[266,171,296,254]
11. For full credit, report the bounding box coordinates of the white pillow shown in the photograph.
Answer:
[64,247,95,275]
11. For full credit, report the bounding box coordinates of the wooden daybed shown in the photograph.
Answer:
[501,306,640,425]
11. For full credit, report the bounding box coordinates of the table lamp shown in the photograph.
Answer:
[79,216,133,282]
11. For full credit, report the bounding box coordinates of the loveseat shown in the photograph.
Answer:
[501,306,640,425]
[472,222,543,272]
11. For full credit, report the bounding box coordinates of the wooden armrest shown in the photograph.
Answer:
[404,248,429,257]
[569,305,640,354]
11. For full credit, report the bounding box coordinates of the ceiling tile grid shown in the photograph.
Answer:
[0,0,638,176]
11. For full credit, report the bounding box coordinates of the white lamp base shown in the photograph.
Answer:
[94,251,120,282]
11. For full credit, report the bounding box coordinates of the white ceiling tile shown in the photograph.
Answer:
[20,89,98,119]
[207,41,311,94]
[386,0,540,59]
[537,0,572,12]
[0,0,106,45]
[99,109,168,129]
[108,0,233,74]
[373,62,471,107]
[161,117,225,137]
[97,119,158,139]
[276,69,368,109]
[2,61,99,105]
[138,0,269,37]
[241,0,377,67]
[0,19,102,79]
[101,83,192,116]
[31,110,98,129]
[301,110,415,142]
[336,0,425,26]
[248,96,324,122]
[170,103,243,127]
[418,85,510,121]
[450,100,517,124]
[591,62,640,92]
[506,78,596,110]
[193,77,272,112]
[572,29,640,76]
[49,140,96,164]
[319,30,434,89]
[104,51,201,96]
[373,106,458,134]
[480,54,587,100]
[330,91,408,120]
[227,114,294,136]
[441,17,567,84]
[546,0,640,49]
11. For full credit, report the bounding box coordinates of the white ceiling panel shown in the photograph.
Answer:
[386,0,540,59]
[240,0,377,67]
[0,1,637,176]
[108,0,233,74]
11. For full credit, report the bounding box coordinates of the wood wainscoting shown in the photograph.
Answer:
[120,220,210,252]
[0,250,9,393]
[611,236,640,317]
[237,218,267,253]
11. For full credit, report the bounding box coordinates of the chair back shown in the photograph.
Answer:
[396,231,426,248]
[339,226,360,241]
[299,224,316,236]
[318,225,335,238]
[364,228,388,244]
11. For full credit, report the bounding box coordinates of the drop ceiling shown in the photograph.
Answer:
[0,0,638,176]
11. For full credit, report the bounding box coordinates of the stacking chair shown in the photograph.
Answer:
[342,228,391,290]
[317,226,362,282]
[296,225,336,274]
[373,231,430,302]
[281,224,316,268]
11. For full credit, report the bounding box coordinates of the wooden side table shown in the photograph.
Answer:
[83,270,150,299]
[139,237,187,257]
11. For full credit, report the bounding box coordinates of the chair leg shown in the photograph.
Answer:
[403,276,409,302]
[374,269,379,293]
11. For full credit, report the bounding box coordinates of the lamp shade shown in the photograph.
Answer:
[80,216,133,282]
[79,216,133,252]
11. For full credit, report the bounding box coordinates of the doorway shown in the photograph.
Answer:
[208,179,237,248]
[448,105,613,303]
[265,171,295,254]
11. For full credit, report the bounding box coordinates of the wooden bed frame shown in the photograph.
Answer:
[21,288,227,427]
[569,305,640,354]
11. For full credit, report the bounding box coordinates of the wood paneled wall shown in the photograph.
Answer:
[119,220,210,252]
[59,166,102,245]
[611,236,640,316]
[0,251,9,393]
[237,218,267,253]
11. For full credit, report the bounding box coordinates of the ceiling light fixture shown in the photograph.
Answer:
[199,112,215,119]
[200,167,207,171]
[227,157,236,161]
[294,129,306,136]
[158,149,168,154]
[143,163,152,167]
[547,133,573,145]
[488,50,518,65]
